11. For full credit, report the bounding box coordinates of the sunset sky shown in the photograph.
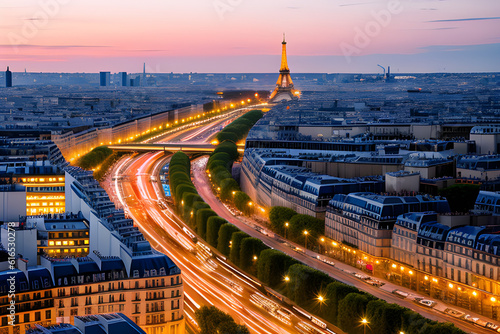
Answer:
[1,0,499,73]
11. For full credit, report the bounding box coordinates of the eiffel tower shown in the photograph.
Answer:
[269,34,300,102]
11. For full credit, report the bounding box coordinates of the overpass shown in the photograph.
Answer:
[108,142,245,153]
[108,143,217,153]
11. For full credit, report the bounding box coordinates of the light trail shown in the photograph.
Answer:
[114,155,283,334]
[107,115,335,334]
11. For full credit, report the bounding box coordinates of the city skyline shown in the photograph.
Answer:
[1,0,499,73]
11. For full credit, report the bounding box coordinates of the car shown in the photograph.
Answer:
[486,323,500,331]
[444,308,465,318]
[418,299,437,308]
[464,315,478,323]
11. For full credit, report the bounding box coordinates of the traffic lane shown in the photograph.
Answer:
[154,108,250,144]
[190,160,492,334]
[118,155,296,334]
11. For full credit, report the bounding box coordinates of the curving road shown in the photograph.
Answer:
[106,107,495,334]
[105,114,342,334]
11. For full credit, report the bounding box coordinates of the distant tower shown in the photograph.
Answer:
[99,72,110,86]
[387,66,391,81]
[142,63,146,87]
[269,34,299,102]
[5,66,12,88]
[119,72,128,86]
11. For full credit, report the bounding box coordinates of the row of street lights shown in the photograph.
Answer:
[282,276,409,334]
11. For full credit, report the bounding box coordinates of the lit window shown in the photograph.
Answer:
[64,249,69,253]
[49,241,54,246]
[84,240,89,245]
[39,178,45,182]
[71,249,75,253]
[69,241,74,246]
[58,178,64,181]
[56,241,61,246]
[83,248,88,252]
[77,248,82,252]
[63,241,68,246]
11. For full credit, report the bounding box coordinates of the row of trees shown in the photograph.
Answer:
[170,152,465,334]
[256,252,466,334]
[75,147,127,181]
[75,146,113,170]
[169,151,269,275]
[215,109,264,144]
[207,110,263,214]
[268,206,324,250]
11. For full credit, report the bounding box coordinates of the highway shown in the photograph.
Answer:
[106,108,495,334]
[105,114,341,334]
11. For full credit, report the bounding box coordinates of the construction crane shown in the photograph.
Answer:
[377,64,386,79]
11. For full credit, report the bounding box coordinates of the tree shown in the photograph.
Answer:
[239,237,269,272]
[216,322,250,334]
[216,131,239,143]
[181,192,203,220]
[366,299,394,334]
[213,168,232,187]
[318,281,361,325]
[169,171,191,195]
[439,184,480,213]
[285,264,333,307]
[234,191,254,215]
[208,152,233,171]
[195,306,249,334]
[257,249,299,288]
[229,231,249,264]
[76,146,113,170]
[175,184,197,204]
[220,178,240,201]
[268,206,298,235]
[213,141,238,161]
[170,151,191,170]
[217,223,240,256]
[337,293,372,334]
[288,214,324,249]
[196,209,217,239]
[206,216,227,248]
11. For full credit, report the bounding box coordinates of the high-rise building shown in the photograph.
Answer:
[119,72,128,86]
[130,76,141,87]
[142,63,146,87]
[269,34,299,102]
[99,72,111,87]
[5,66,12,88]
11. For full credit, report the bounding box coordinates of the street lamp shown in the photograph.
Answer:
[361,318,368,334]
[284,222,289,239]
[317,294,326,304]
[303,230,309,249]
[284,276,290,282]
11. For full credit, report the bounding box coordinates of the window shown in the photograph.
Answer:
[45,310,51,320]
